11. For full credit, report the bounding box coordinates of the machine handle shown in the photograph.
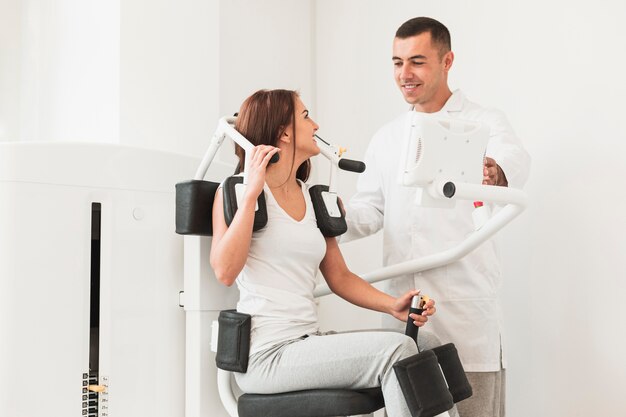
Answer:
[405,295,426,346]
[338,158,366,173]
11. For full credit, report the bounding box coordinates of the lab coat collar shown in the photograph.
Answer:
[440,89,464,113]
[409,89,465,114]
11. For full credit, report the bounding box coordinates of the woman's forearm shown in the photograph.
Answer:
[319,237,394,314]
[329,271,395,314]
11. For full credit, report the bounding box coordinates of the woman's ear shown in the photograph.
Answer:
[279,126,292,144]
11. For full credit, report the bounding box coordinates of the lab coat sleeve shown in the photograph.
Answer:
[342,134,386,243]
[484,109,531,189]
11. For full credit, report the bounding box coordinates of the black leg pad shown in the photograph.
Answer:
[393,350,454,417]
[175,180,219,236]
[216,310,251,372]
[431,343,473,403]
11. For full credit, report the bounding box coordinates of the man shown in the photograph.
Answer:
[343,17,530,417]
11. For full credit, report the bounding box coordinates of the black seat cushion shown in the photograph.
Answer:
[238,387,384,417]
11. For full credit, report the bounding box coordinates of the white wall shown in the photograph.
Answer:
[119,0,220,157]
[315,1,626,416]
[216,0,315,166]
[3,0,626,415]
[0,0,21,141]
[1,0,312,156]
[15,0,120,142]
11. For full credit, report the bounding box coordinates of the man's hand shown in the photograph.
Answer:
[483,157,508,187]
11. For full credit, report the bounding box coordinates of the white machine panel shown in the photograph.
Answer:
[0,142,230,417]
[399,112,490,208]
[400,112,489,187]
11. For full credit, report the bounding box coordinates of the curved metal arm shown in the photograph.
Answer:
[194,134,224,180]
[217,369,239,417]
[218,117,253,153]
[195,117,255,184]
[315,135,365,193]
[427,180,528,207]
[313,183,528,297]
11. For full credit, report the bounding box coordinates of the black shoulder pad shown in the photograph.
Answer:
[309,185,347,237]
[223,176,268,232]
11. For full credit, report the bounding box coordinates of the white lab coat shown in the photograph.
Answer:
[344,90,530,372]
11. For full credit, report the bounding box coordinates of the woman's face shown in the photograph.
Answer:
[287,97,320,158]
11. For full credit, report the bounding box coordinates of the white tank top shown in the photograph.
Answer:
[235,180,326,354]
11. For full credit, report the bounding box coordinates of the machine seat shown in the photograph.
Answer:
[238,387,384,417]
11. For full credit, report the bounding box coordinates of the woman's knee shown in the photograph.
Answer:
[417,329,442,351]
[391,333,419,361]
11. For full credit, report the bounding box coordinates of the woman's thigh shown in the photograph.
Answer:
[236,331,418,394]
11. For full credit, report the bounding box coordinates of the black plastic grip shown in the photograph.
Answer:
[405,307,424,344]
[338,158,366,173]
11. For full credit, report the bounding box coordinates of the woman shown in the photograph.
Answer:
[210,89,437,417]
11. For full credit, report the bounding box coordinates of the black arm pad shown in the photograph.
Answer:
[175,180,219,236]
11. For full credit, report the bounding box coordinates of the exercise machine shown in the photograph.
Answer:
[180,113,527,417]
[0,111,527,417]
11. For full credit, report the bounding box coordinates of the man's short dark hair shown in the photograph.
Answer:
[395,17,451,57]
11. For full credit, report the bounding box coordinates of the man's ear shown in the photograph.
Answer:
[443,51,454,71]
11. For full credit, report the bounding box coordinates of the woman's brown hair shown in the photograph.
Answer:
[234,89,311,182]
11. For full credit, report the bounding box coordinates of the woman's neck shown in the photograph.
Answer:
[264,146,309,190]
[265,161,299,191]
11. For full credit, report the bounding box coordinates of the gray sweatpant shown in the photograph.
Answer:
[234,329,442,417]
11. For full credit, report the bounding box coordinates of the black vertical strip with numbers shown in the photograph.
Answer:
[82,202,101,416]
